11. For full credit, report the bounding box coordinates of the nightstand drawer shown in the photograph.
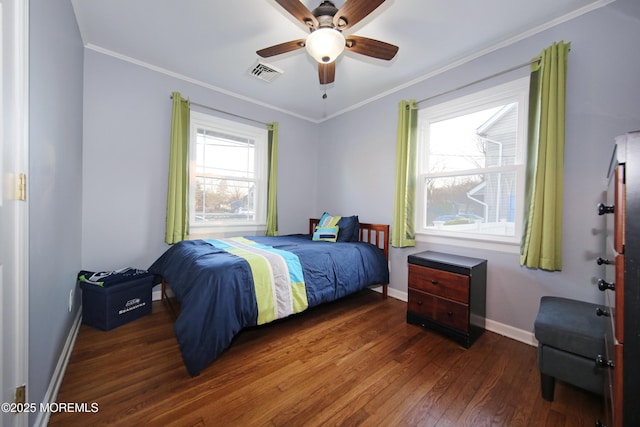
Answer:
[407,289,435,317]
[408,289,469,332]
[435,297,469,332]
[408,264,469,303]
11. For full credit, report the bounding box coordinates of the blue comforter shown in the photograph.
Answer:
[148,234,389,376]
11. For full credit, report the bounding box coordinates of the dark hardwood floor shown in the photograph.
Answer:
[49,290,603,426]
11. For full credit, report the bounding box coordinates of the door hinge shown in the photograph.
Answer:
[15,385,26,405]
[16,173,26,201]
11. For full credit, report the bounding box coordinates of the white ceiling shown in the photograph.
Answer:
[71,0,614,122]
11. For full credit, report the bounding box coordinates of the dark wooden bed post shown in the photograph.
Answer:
[161,278,179,319]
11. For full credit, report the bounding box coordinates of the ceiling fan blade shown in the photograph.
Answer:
[345,35,398,60]
[257,39,306,58]
[333,0,386,30]
[318,62,335,84]
[275,0,318,28]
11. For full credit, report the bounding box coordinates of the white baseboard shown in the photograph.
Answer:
[33,309,83,427]
[486,318,537,347]
[152,283,172,301]
[386,286,407,302]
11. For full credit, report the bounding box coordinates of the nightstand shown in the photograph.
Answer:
[407,250,487,348]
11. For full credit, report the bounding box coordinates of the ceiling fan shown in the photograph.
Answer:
[257,0,399,85]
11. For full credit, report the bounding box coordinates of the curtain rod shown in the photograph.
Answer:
[417,56,541,105]
[170,95,269,126]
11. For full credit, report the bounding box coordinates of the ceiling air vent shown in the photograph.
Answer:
[248,60,284,82]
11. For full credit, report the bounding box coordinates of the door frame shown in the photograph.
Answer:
[2,0,29,425]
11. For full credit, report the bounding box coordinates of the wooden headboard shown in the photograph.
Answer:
[309,218,390,262]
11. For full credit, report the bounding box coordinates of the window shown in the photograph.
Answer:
[416,77,529,248]
[189,111,268,234]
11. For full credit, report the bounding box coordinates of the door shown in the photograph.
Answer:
[1,0,29,426]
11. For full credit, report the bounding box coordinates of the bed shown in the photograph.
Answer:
[148,217,390,376]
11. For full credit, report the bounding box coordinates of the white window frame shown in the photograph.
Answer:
[416,77,529,253]
[188,111,268,237]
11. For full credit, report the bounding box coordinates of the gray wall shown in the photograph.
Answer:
[80,50,320,272]
[316,2,640,333]
[29,0,84,422]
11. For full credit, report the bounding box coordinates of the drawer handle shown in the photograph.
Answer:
[595,307,610,317]
[595,354,615,369]
[597,203,615,215]
[417,300,423,306]
[447,311,453,316]
[596,257,613,265]
[431,279,438,285]
[597,279,615,292]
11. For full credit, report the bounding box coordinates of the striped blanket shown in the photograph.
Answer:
[205,237,308,324]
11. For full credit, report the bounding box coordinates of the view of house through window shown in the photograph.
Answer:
[417,78,528,243]
[189,111,267,231]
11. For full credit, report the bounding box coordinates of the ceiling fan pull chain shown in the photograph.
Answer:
[322,67,328,99]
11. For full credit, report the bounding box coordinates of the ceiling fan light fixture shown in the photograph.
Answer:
[305,28,345,63]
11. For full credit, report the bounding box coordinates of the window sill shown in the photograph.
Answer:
[415,232,521,254]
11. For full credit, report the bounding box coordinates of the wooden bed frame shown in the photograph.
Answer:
[161,219,390,318]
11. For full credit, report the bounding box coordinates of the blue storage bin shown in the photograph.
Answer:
[79,270,153,331]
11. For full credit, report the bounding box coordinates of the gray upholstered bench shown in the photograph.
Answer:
[534,296,608,401]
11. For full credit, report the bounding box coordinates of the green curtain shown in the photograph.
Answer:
[164,92,190,244]
[265,122,279,236]
[391,99,418,248]
[520,41,571,271]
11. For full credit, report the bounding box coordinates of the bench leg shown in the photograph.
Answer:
[541,373,555,401]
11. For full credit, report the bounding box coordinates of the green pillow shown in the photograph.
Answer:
[312,226,339,242]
